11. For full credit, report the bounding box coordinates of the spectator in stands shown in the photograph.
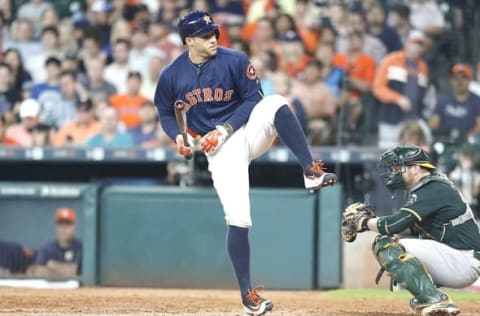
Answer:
[0,241,35,276]
[388,3,412,45]
[148,21,180,62]
[154,0,181,30]
[333,29,376,131]
[3,48,32,101]
[295,3,323,56]
[0,1,12,25]
[140,52,167,100]
[29,56,62,112]
[318,24,337,47]
[366,4,403,53]
[40,7,59,30]
[408,0,445,37]
[129,24,159,80]
[293,59,336,145]
[0,62,20,118]
[129,101,171,148]
[348,10,387,65]
[85,106,134,148]
[41,70,86,129]
[32,123,52,146]
[61,53,88,86]
[25,26,62,84]
[104,39,131,93]
[428,64,480,141]
[274,13,296,39]
[29,207,82,277]
[398,120,431,154]
[277,31,310,78]
[52,98,101,147]
[271,71,307,133]
[130,4,152,31]
[110,18,132,45]
[16,0,53,39]
[373,30,428,149]
[109,71,148,129]
[85,58,117,105]
[89,0,113,49]
[5,98,40,146]
[249,17,278,58]
[58,18,78,56]
[79,31,108,72]
[329,1,350,50]
[449,145,480,211]
[5,18,42,61]
[315,44,344,99]
[250,54,274,96]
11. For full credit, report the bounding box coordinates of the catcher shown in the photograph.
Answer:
[342,145,480,316]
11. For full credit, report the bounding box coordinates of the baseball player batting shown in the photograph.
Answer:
[341,145,480,316]
[154,10,336,316]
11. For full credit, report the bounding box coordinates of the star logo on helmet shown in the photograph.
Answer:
[203,15,212,24]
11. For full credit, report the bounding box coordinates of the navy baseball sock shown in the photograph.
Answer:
[227,225,251,298]
[274,105,313,170]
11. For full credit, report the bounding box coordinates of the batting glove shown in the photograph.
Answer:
[200,124,232,154]
[176,134,192,157]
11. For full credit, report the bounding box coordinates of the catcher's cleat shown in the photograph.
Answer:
[304,160,337,192]
[409,297,460,316]
[242,288,273,316]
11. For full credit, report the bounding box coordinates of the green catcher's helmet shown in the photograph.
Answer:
[378,145,436,192]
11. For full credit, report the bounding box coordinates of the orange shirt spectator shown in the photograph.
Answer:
[333,30,376,99]
[109,71,147,129]
[277,31,310,78]
[52,100,101,146]
[53,121,100,146]
[5,99,40,147]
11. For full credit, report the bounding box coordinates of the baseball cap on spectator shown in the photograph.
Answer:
[407,30,427,45]
[451,63,473,79]
[55,207,76,223]
[19,99,40,119]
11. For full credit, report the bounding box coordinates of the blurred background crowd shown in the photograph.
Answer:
[0,0,480,205]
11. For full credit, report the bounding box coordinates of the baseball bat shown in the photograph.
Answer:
[174,100,193,160]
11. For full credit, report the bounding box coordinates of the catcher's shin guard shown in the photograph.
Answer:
[372,235,455,315]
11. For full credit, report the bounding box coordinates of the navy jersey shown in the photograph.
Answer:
[154,47,263,140]
[435,93,480,136]
[34,239,82,274]
[0,241,35,273]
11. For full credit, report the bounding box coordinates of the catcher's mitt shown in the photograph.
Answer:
[341,202,376,243]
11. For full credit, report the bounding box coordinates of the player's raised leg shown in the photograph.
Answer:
[246,94,337,191]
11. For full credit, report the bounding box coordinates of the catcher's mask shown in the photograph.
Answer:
[378,145,436,192]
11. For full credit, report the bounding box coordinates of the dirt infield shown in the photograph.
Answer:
[0,288,479,316]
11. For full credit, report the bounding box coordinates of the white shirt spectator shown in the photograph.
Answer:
[409,0,445,33]
[104,63,129,94]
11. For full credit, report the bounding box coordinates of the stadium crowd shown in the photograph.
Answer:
[0,1,479,200]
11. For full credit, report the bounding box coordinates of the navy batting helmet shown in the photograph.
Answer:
[178,11,220,44]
